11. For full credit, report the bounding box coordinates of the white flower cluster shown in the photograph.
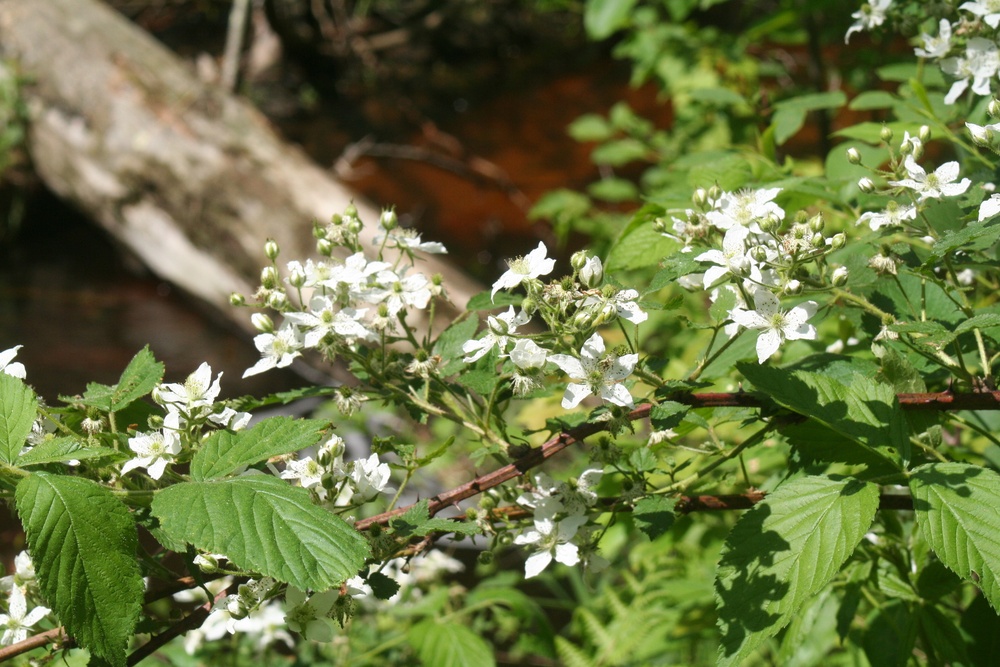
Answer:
[278,434,392,507]
[663,186,821,364]
[847,2,1000,105]
[243,207,445,378]
[473,245,646,408]
[0,551,50,646]
[120,362,251,480]
[513,470,604,578]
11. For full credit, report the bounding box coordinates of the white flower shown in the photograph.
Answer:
[915,19,952,59]
[462,307,531,362]
[284,296,375,348]
[941,38,999,104]
[579,256,604,288]
[281,456,325,489]
[491,242,556,300]
[121,411,182,479]
[581,288,648,325]
[243,324,304,378]
[509,338,548,370]
[366,269,432,316]
[374,221,447,254]
[284,588,338,642]
[888,156,970,202]
[845,0,892,43]
[155,362,222,413]
[696,225,753,289]
[961,0,1000,29]
[967,121,1000,146]
[857,202,917,230]
[350,453,391,502]
[0,552,35,594]
[730,288,818,364]
[706,188,784,232]
[548,333,638,409]
[514,510,588,579]
[0,346,26,379]
[0,586,50,646]
[980,193,1000,221]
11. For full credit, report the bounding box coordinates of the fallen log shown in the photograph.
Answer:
[0,0,481,341]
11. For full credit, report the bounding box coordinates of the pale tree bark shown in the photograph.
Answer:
[0,0,481,336]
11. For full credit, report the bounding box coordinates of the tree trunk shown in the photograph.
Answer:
[0,0,481,335]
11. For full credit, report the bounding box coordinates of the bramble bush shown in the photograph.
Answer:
[5,0,1000,664]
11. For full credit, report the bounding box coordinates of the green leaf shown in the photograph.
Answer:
[151,476,370,590]
[848,90,897,110]
[367,571,400,600]
[956,313,1000,335]
[606,209,679,272]
[464,290,522,311]
[909,463,1000,613]
[772,91,846,145]
[17,437,119,467]
[408,619,496,667]
[961,594,1000,665]
[15,473,143,667]
[930,216,1000,261]
[73,347,164,413]
[0,372,37,464]
[862,600,916,667]
[567,113,614,142]
[433,316,479,377]
[587,177,640,202]
[591,139,650,167]
[633,496,675,541]
[391,499,480,537]
[190,417,328,481]
[649,401,689,431]
[715,475,879,666]
[738,365,909,468]
[456,369,501,395]
[648,254,702,292]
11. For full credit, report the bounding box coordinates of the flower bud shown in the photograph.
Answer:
[317,238,333,256]
[579,256,604,288]
[287,263,307,288]
[477,550,495,565]
[900,138,913,155]
[759,213,780,232]
[260,265,279,289]
[344,202,358,218]
[264,239,279,261]
[229,292,246,307]
[708,185,722,201]
[846,147,861,164]
[832,266,849,286]
[858,177,876,193]
[808,213,824,233]
[379,207,398,230]
[347,217,363,235]
[312,220,327,239]
[831,233,846,249]
[572,309,595,330]
[750,245,768,262]
[784,279,802,295]
[520,297,538,314]
[652,217,668,234]
[267,292,289,310]
[919,125,931,143]
[990,99,1000,118]
[811,232,825,248]
[251,313,274,333]
[570,250,588,272]
[692,187,709,207]
[880,125,893,143]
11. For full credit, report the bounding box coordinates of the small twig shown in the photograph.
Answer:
[220,0,251,92]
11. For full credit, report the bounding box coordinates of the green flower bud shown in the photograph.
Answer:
[692,187,709,207]
[832,266,849,286]
[918,125,931,143]
[267,292,289,310]
[251,313,274,333]
[313,220,327,239]
[570,250,588,272]
[784,279,802,295]
[858,177,876,193]
[317,238,333,256]
[880,125,893,143]
[990,99,1000,118]
[477,550,495,565]
[347,218,363,235]
[846,147,862,164]
[808,213,824,233]
[579,256,604,288]
[708,184,722,201]
[230,292,246,307]
[379,207,398,230]
[811,232,825,248]
[264,239,279,261]
[344,202,358,218]
[260,266,279,289]
[831,233,847,249]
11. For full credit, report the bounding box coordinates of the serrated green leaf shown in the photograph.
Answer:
[862,600,916,667]
[591,139,650,167]
[15,473,143,667]
[110,347,164,411]
[633,496,675,540]
[606,211,679,272]
[190,417,328,481]
[408,620,496,667]
[456,369,501,395]
[151,476,370,590]
[391,499,479,537]
[715,475,879,666]
[587,177,640,202]
[367,571,400,600]
[738,365,908,468]
[649,401,688,431]
[957,313,1000,334]
[17,437,118,467]
[930,216,1000,260]
[848,91,896,110]
[648,255,702,292]
[909,463,1000,613]
[0,372,37,464]
[465,290,523,311]
[433,315,480,376]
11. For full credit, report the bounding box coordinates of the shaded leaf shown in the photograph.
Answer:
[715,475,879,666]
[0,372,36,465]
[633,496,675,541]
[15,473,143,667]
[408,620,496,667]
